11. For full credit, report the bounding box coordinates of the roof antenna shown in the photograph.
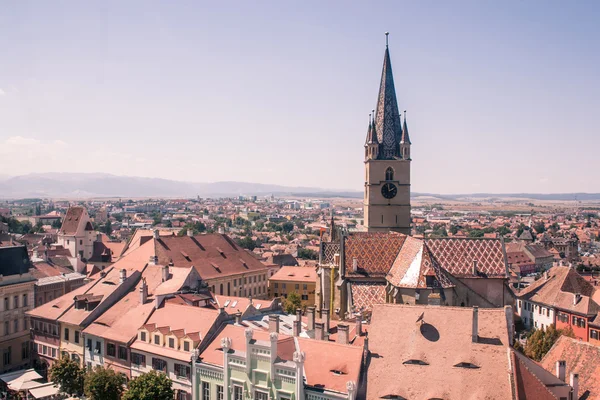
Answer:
[385,32,389,47]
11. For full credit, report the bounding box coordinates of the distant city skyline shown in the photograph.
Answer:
[1,1,599,193]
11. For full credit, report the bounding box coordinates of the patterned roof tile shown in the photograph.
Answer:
[425,238,507,278]
[350,282,386,313]
[344,232,406,277]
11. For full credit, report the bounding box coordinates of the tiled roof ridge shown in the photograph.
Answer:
[512,350,560,400]
[373,303,506,313]
[298,336,363,350]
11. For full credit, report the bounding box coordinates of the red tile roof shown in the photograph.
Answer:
[540,336,600,400]
[59,206,85,235]
[155,234,268,280]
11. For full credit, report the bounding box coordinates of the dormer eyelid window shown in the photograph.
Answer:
[454,362,480,369]
[402,359,429,366]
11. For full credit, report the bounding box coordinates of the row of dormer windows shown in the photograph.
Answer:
[139,330,192,352]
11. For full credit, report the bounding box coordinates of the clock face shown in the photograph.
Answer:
[381,183,397,199]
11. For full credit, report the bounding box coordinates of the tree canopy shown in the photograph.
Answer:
[284,291,302,314]
[122,370,174,400]
[523,325,574,361]
[49,356,85,396]
[84,366,126,400]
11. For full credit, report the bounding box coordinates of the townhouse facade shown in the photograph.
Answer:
[0,246,36,373]
[130,303,228,400]
[268,266,317,305]
[193,321,362,400]
[515,266,600,342]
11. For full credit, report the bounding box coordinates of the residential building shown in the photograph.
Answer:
[131,302,227,400]
[27,247,148,373]
[540,336,600,400]
[57,206,96,260]
[193,321,362,400]
[515,266,600,340]
[363,34,411,234]
[30,261,86,307]
[0,246,35,373]
[134,231,271,299]
[82,257,198,378]
[268,266,317,304]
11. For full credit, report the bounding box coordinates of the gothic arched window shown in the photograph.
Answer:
[385,167,394,181]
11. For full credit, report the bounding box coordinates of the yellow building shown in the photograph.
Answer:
[268,266,317,306]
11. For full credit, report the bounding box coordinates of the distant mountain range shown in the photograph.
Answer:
[0,173,599,201]
[0,173,350,199]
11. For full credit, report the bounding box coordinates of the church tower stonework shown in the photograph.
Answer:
[364,33,411,234]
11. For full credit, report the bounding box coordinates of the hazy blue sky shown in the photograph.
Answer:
[1,1,599,193]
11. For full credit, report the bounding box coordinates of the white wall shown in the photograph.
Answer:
[83,334,104,370]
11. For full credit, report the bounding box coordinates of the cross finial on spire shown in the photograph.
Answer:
[385,32,389,47]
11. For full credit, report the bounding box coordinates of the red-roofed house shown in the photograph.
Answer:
[57,206,96,260]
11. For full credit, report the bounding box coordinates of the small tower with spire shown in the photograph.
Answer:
[400,110,411,160]
[364,112,379,160]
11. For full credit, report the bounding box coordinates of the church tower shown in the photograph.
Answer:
[364,33,411,234]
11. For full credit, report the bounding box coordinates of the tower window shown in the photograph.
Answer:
[385,167,394,181]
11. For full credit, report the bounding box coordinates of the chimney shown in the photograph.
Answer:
[293,308,302,336]
[218,226,225,234]
[119,269,127,284]
[544,270,549,281]
[573,293,581,306]
[307,306,315,331]
[269,314,280,333]
[356,314,363,337]
[556,360,566,381]
[337,323,349,345]
[149,255,158,266]
[187,229,193,237]
[472,306,479,343]
[139,278,148,304]
[570,373,579,400]
[96,232,102,242]
[321,308,330,338]
[352,257,358,272]
[162,265,169,282]
[472,260,478,276]
[504,306,515,346]
[234,312,242,325]
[152,229,160,239]
[314,321,324,340]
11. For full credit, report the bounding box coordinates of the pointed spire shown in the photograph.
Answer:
[374,33,402,159]
[401,110,411,144]
[330,209,337,242]
[366,113,377,144]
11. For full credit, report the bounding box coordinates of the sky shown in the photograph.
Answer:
[1,1,599,194]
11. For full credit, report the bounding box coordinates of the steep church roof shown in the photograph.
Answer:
[374,33,403,160]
